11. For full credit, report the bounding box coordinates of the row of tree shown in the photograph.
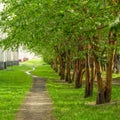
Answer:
[0,0,120,104]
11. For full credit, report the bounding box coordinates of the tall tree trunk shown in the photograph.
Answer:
[59,54,62,76]
[79,66,85,88]
[74,35,85,88]
[72,60,77,81]
[104,0,119,102]
[105,32,116,102]
[53,58,58,72]
[66,50,72,83]
[75,60,80,88]
[92,32,106,104]
[90,57,96,96]
[95,57,105,104]
[84,47,92,97]
[75,60,85,88]
[59,52,66,80]
[114,54,120,73]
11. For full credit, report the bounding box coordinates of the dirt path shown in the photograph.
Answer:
[15,76,55,120]
[112,77,120,86]
[94,78,120,86]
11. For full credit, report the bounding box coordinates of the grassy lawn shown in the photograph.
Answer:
[0,59,42,120]
[32,62,120,120]
[1,58,120,120]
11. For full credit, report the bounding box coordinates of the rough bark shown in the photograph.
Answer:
[75,60,80,88]
[72,60,77,81]
[75,60,85,88]
[53,58,58,73]
[84,48,93,97]
[59,54,62,76]
[90,57,96,96]
[105,32,116,102]
[95,57,105,104]
[92,32,106,104]
[66,50,72,83]
[59,52,66,80]
[113,54,120,73]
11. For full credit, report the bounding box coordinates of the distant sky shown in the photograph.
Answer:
[0,3,4,12]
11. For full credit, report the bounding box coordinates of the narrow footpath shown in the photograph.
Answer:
[15,76,55,120]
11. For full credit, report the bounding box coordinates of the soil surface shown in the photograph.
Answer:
[15,76,55,120]
[94,78,120,86]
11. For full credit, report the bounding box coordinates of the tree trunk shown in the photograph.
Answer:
[59,54,62,76]
[59,52,66,80]
[95,57,105,104]
[92,32,106,104]
[90,57,96,96]
[72,60,77,81]
[75,60,85,88]
[113,54,120,73]
[66,50,72,83]
[84,49,92,97]
[105,32,116,103]
[53,58,58,72]
[75,60,80,88]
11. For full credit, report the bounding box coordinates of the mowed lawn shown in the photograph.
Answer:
[32,63,120,120]
[0,58,120,120]
[0,59,41,120]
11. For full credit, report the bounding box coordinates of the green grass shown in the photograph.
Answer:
[32,62,120,120]
[112,73,120,79]
[1,58,120,120]
[0,59,42,120]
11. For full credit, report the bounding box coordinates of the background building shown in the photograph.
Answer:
[18,47,36,62]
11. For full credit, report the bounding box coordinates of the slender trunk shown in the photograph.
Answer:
[95,57,105,104]
[59,52,66,80]
[72,61,77,81]
[79,67,85,87]
[59,54,62,76]
[104,0,119,103]
[84,49,91,97]
[53,58,58,72]
[66,50,72,83]
[90,57,96,96]
[114,54,120,73]
[75,60,84,88]
[75,35,84,88]
[75,60,80,88]
[92,32,106,104]
[105,32,116,102]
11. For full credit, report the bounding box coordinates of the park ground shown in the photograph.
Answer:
[0,58,120,120]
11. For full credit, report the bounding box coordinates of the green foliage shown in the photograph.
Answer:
[110,14,120,33]
[0,0,120,61]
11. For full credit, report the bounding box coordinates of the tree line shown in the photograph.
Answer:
[0,0,120,104]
